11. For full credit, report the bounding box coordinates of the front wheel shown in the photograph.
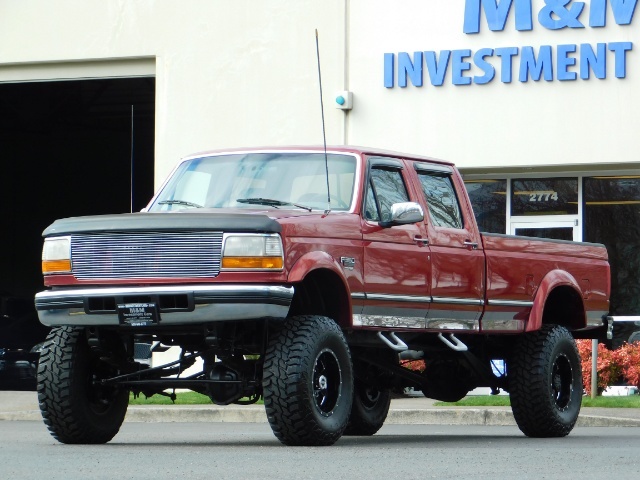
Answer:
[263,315,353,446]
[37,326,129,444]
[508,324,582,437]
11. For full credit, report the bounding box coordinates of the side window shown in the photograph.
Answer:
[366,168,410,223]
[418,172,464,229]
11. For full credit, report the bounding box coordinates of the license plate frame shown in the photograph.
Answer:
[116,302,160,326]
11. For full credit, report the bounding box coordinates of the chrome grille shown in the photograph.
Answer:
[71,231,223,280]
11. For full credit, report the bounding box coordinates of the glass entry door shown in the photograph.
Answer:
[510,220,580,241]
[510,177,581,242]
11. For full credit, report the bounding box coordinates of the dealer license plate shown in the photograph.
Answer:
[116,302,160,326]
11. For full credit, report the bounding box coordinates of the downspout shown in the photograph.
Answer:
[342,0,350,145]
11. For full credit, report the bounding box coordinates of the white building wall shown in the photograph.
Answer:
[348,0,640,170]
[0,0,638,180]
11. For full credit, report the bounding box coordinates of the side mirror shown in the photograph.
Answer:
[380,202,424,228]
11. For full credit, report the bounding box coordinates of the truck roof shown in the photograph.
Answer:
[182,145,455,167]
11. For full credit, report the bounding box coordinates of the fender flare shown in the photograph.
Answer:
[287,251,348,284]
[526,269,585,332]
[287,251,353,325]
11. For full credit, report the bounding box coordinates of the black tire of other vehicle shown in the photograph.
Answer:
[37,326,129,444]
[263,315,353,446]
[508,324,582,438]
[343,381,391,436]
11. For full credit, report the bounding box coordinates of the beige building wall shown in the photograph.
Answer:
[0,0,348,186]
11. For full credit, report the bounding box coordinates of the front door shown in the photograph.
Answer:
[359,157,431,330]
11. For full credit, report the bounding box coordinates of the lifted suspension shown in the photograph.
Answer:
[97,348,262,405]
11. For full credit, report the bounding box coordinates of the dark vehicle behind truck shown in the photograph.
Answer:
[0,295,48,390]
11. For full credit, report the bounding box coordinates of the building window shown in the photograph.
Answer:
[511,178,578,216]
[584,176,640,322]
[464,179,506,233]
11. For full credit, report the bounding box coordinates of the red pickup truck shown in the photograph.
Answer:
[35,146,610,446]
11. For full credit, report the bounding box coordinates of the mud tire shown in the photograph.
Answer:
[343,381,391,436]
[508,324,582,437]
[37,326,129,444]
[263,315,353,446]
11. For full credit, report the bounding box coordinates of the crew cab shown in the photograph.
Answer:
[35,146,610,445]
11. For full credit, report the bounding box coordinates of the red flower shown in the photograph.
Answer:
[402,359,426,372]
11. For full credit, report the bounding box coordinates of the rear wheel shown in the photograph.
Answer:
[508,324,582,437]
[263,315,353,446]
[343,381,391,436]
[37,326,129,444]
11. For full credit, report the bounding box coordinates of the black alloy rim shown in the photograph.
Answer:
[313,349,342,415]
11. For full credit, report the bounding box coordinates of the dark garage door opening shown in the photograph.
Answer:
[0,77,155,381]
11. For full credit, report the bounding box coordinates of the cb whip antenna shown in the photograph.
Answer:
[315,29,331,215]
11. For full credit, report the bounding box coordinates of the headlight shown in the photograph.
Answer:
[42,236,71,274]
[222,234,284,270]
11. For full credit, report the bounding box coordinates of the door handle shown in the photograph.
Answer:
[463,240,478,250]
[414,235,429,246]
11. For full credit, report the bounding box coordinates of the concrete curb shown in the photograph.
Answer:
[388,408,516,426]
[576,414,640,427]
[0,410,43,422]
[125,406,268,423]
[3,406,640,428]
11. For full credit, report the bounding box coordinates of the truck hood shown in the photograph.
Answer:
[42,209,323,237]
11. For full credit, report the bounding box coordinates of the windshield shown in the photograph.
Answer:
[148,152,358,212]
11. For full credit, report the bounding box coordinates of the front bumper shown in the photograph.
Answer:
[35,284,294,327]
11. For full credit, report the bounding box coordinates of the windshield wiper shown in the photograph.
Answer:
[236,197,312,212]
[157,199,203,208]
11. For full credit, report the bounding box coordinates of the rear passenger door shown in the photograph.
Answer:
[358,157,431,330]
[413,162,485,331]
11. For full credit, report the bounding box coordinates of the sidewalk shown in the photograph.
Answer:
[2,390,640,427]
